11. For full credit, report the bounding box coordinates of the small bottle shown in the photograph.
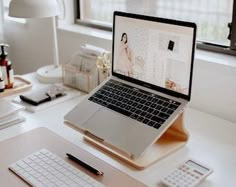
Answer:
[0,44,14,89]
[5,60,14,89]
[0,69,5,92]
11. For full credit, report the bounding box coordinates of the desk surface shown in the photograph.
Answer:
[1,73,236,187]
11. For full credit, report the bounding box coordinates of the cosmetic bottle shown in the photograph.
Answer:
[0,69,5,92]
[0,44,14,89]
[5,60,14,89]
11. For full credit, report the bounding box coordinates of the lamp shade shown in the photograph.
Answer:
[9,0,60,18]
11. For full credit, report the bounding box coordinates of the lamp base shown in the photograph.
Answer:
[36,65,63,84]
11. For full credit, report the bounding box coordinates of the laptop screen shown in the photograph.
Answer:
[112,11,196,101]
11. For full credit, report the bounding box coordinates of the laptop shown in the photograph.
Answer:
[65,11,197,158]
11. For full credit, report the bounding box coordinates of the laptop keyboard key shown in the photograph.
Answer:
[167,109,174,115]
[142,106,148,111]
[153,123,161,129]
[142,119,150,125]
[145,113,152,119]
[130,114,139,120]
[135,109,142,115]
[107,104,132,117]
[158,112,169,120]
[147,121,155,127]
[156,105,162,111]
[151,103,157,108]
[126,105,131,110]
[140,111,147,116]
[151,116,165,125]
[147,108,154,113]
[169,104,179,110]
[152,110,160,116]
[130,107,136,113]
[137,116,144,122]
[161,107,168,113]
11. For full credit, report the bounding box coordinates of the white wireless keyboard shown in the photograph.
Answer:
[9,149,104,187]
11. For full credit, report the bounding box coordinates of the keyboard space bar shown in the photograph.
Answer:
[107,104,132,117]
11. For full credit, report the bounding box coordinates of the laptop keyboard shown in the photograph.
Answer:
[89,79,181,130]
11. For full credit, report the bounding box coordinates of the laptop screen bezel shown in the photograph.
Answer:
[112,11,197,101]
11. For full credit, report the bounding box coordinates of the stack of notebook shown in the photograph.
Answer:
[0,99,25,130]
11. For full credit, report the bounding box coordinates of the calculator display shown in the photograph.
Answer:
[186,160,210,173]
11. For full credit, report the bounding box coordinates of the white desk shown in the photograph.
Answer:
[1,73,236,187]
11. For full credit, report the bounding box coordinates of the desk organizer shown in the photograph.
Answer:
[0,76,32,98]
[83,112,189,170]
[62,54,99,93]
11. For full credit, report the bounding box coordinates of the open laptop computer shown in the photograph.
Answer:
[65,11,197,158]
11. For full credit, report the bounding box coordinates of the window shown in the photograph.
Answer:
[77,0,236,54]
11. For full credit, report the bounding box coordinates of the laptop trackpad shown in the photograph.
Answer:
[84,108,159,157]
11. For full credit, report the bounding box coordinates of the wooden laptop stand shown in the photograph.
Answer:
[83,112,189,170]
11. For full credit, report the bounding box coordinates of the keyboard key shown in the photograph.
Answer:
[140,99,146,104]
[151,103,157,108]
[162,102,169,107]
[130,114,139,120]
[107,104,132,117]
[151,116,165,125]
[147,108,154,113]
[167,109,174,115]
[141,111,147,116]
[126,105,131,110]
[145,101,152,106]
[153,123,161,129]
[143,119,150,125]
[142,106,148,111]
[130,107,136,112]
[121,104,127,108]
[127,100,133,105]
[161,107,168,113]
[158,112,170,120]
[157,100,164,105]
[156,105,163,111]
[135,109,142,115]
[152,110,160,116]
[145,113,153,119]
[169,104,179,110]
[146,96,153,101]
[147,121,155,127]
[137,116,144,122]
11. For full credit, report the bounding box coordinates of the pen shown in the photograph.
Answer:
[66,153,104,176]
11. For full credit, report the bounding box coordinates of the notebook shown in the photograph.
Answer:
[65,11,197,158]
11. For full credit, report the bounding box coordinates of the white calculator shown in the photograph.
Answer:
[161,159,213,187]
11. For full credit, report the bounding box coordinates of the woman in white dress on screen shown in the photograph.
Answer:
[115,33,133,76]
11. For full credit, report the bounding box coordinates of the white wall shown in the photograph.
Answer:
[3,15,236,123]
[0,0,4,42]
[4,18,56,74]
[190,57,236,122]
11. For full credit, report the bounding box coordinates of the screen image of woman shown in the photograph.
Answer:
[115,33,133,76]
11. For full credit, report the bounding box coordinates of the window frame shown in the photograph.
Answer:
[75,0,236,55]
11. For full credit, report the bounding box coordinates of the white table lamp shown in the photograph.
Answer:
[9,0,62,83]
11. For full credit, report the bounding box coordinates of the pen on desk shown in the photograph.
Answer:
[66,153,104,176]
